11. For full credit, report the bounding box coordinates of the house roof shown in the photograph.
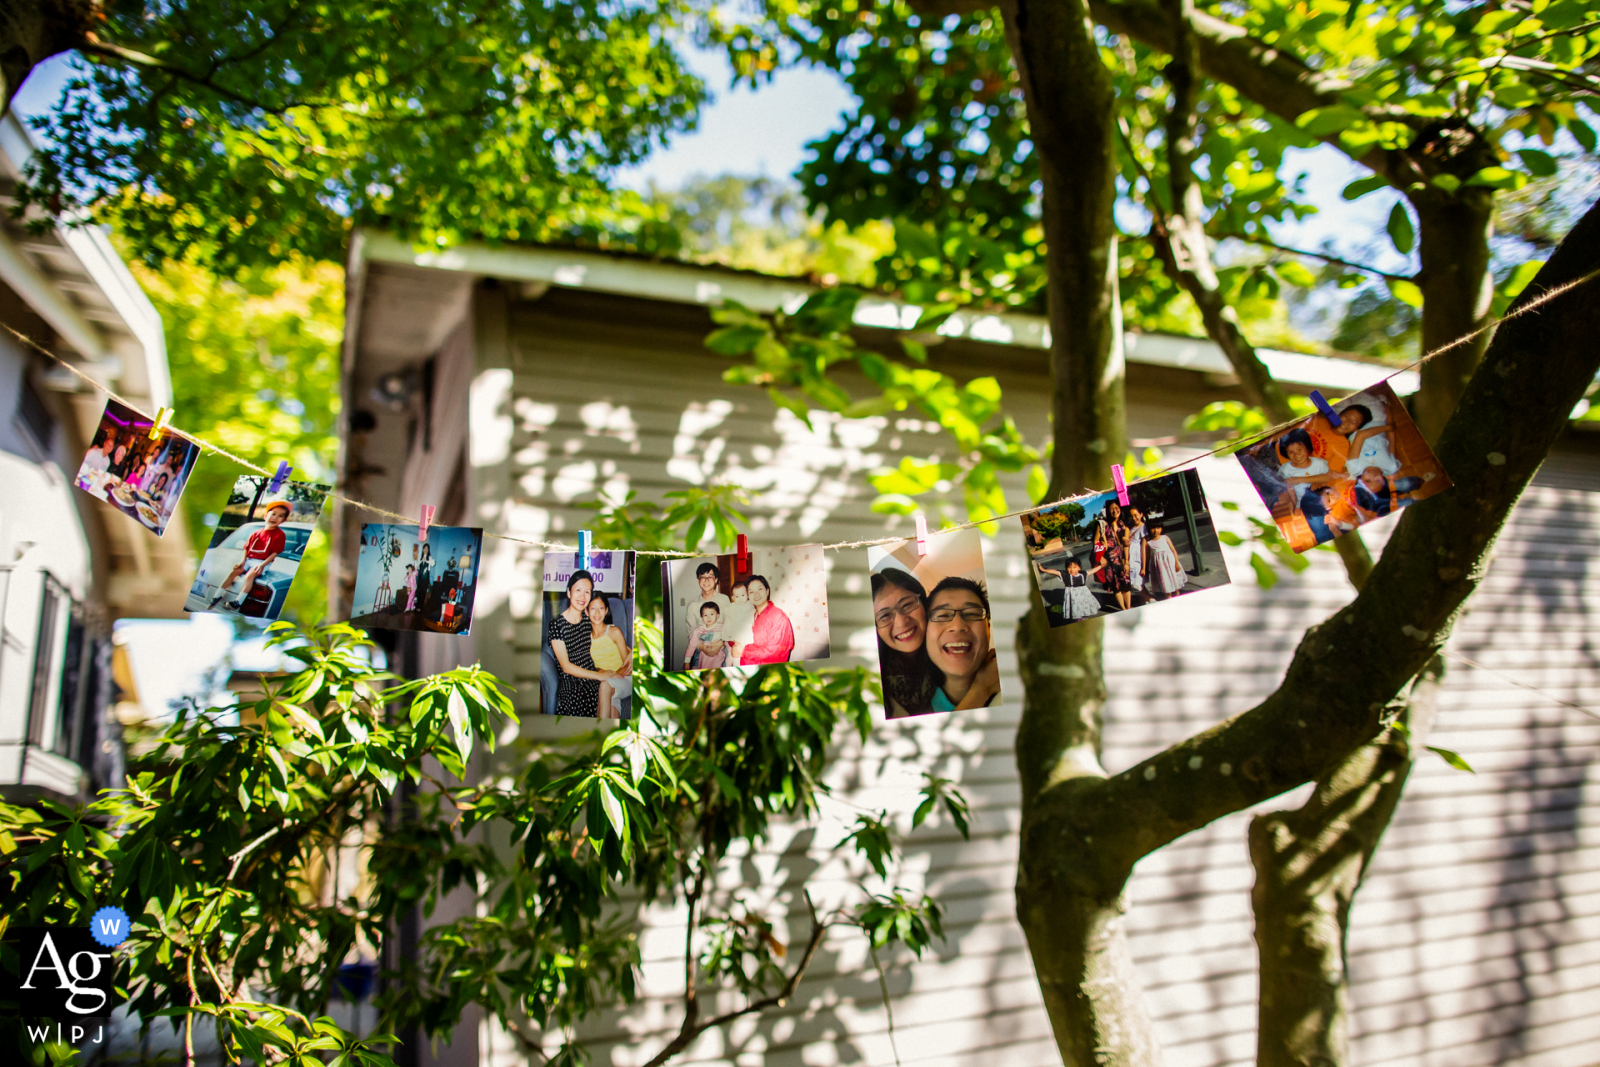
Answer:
[345,229,1420,395]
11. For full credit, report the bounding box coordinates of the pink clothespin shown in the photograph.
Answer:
[736,534,750,575]
[418,504,436,542]
[914,515,929,556]
[1111,464,1130,507]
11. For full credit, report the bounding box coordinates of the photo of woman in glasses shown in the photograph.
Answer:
[867,527,1002,719]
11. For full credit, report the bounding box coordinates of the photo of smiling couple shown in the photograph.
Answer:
[868,527,1002,719]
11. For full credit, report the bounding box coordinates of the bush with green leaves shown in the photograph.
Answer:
[0,504,967,1067]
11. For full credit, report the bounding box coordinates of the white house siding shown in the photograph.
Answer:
[458,287,1600,1067]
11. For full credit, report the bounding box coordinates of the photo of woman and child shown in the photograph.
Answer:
[541,551,636,720]
[74,399,201,536]
[867,527,1002,719]
[1236,381,1452,552]
[662,547,831,672]
[1021,469,1231,628]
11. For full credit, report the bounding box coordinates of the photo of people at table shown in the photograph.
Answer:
[661,546,831,672]
[74,399,200,536]
[349,523,483,635]
[867,527,1002,719]
[184,474,328,621]
[1236,381,1452,553]
[541,551,636,720]
[1021,469,1231,628]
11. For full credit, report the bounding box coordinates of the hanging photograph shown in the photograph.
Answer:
[1235,380,1451,552]
[74,398,201,536]
[349,523,484,635]
[540,551,637,720]
[867,527,1001,719]
[661,546,830,672]
[1021,469,1231,628]
[184,474,329,621]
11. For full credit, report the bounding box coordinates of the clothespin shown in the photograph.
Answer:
[914,515,929,556]
[1309,390,1341,429]
[1111,464,1130,507]
[268,461,292,494]
[149,407,173,440]
[736,533,750,575]
[577,529,591,570]
[418,504,435,543]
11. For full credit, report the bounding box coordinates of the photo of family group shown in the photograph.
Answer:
[185,474,328,621]
[661,546,831,671]
[1021,469,1231,627]
[868,527,1001,719]
[541,551,636,720]
[1235,381,1451,552]
[74,399,201,536]
[349,523,483,635]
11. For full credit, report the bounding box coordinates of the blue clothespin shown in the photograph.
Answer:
[1309,390,1341,428]
[268,461,292,493]
[577,530,591,570]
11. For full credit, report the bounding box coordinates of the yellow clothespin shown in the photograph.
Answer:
[149,407,174,440]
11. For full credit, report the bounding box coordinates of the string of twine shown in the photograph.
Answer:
[5,261,1596,561]
[1443,651,1600,724]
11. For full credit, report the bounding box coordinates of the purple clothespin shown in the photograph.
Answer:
[268,461,292,493]
[1309,390,1341,428]
[1111,465,1130,507]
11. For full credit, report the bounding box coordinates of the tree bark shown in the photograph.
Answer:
[1022,198,1600,1064]
[1250,657,1440,1067]
[998,0,1153,1060]
[1410,188,1496,442]
[0,0,97,120]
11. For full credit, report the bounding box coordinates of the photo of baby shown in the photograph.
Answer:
[661,546,830,672]
[1235,381,1452,552]
[74,399,201,536]
[1020,469,1231,628]
[540,551,636,720]
[184,474,329,621]
[867,527,1002,719]
[349,523,483,635]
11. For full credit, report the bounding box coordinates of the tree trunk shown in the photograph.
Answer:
[1249,657,1440,1067]
[1410,189,1496,442]
[998,0,1152,1059]
[1019,197,1600,1067]
[0,0,96,120]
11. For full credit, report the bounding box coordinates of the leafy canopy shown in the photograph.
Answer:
[21,0,706,269]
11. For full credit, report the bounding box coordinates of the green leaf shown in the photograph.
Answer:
[1026,464,1049,504]
[1249,553,1280,589]
[1387,277,1424,309]
[1217,531,1244,546]
[1465,166,1525,190]
[1340,175,1387,201]
[598,783,627,839]
[1273,261,1317,288]
[1386,203,1415,255]
[705,325,770,356]
[1516,148,1558,178]
[1568,119,1597,154]
[1426,746,1475,773]
[1431,174,1461,194]
[1296,105,1365,137]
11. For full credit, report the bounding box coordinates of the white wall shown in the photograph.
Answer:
[456,292,1600,1067]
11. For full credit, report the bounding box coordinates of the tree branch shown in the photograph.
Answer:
[1225,234,1413,283]
[1034,199,1600,893]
